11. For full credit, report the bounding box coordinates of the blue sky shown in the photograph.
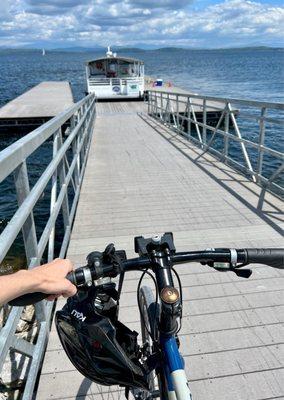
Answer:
[0,0,283,48]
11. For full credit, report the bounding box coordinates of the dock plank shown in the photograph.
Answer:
[36,100,283,400]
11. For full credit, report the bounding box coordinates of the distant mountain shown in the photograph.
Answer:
[52,46,148,53]
[51,46,105,52]
[151,47,187,52]
[213,46,284,51]
[112,46,145,52]
[0,47,38,52]
[0,45,283,54]
[113,44,160,50]
[114,45,284,52]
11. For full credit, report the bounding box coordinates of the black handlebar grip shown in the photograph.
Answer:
[8,272,76,307]
[9,292,48,306]
[246,248,284,269]
[66,271,76,285]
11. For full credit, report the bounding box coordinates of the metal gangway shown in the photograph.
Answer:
[0,89,283,400]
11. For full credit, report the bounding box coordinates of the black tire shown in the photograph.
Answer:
[139,286,168,399]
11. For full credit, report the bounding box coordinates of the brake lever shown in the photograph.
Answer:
[233,269,252,278]
[102,244,125,277]
[103,243,116,262]
[206,261,252,278]
[214,266,252,278]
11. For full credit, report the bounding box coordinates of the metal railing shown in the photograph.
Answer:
[88,76,143,86]
[147,90,284,196]
[0,93,96,399]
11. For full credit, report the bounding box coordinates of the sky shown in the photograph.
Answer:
[0,0,283,49]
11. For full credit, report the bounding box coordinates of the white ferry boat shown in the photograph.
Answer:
[85,47,144,99]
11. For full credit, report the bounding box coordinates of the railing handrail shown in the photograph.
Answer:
[147,89,284,110]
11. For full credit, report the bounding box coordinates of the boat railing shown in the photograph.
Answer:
[88,76,143,86]
[147,90,284,197]
[0,93,96,399]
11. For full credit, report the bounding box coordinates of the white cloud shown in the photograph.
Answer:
[195,0,284,38]
[0,0,283,48]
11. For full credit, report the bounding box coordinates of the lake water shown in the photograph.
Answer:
[1,48,284,106]
[0,48,283,271]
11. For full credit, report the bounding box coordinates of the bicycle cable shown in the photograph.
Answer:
[171,266,183,334]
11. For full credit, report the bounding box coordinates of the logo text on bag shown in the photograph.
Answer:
[71,309,86,322]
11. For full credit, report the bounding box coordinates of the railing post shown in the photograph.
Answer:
[202,99,207,147]
[176,94,179,130]
[13,161,38,264]
[223,103,230,163]
[257,107,267,181]
[155,92,158,116]
[71,115,80,188]
[187,97,191,138]
[160,92,163,121]
[48,130,59,262]
[58,128,70,230]
[77,106,82,121]
[166,93,170,125]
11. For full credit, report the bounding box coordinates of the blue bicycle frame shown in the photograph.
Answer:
[161,336,192,400]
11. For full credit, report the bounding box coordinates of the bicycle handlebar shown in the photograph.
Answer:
[9,247,283,307]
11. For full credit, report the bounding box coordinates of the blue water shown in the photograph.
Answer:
[0,48,283,271]
[1,48,284,107]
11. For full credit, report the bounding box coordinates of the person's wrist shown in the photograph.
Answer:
[17,269,43,294]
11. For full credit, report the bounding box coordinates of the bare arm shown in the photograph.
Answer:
[0,259,77,306]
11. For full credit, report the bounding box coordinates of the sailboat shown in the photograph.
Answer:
[42,49,46,56]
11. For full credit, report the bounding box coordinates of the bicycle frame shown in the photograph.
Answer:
[161,335,192,400]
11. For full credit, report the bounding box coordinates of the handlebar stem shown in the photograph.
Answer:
[150,248,181,335]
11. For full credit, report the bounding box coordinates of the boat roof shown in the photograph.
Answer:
[86,56,144,65]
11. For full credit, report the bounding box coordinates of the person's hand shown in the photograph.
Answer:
[28,258,77,300]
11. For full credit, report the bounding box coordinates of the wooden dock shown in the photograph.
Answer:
[36,100,283,400]
[0,81,74,133]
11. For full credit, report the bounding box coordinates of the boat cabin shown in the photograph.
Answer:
[85,47,144,99]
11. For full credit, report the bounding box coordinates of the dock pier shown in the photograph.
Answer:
[0,82,74,134]
[0,88,283,400]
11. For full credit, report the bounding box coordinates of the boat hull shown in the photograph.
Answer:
[87,78,144,99]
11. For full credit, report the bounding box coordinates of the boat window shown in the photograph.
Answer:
[89,61,106,76]
[106,60,117,77]
[88,59,143,78]
[118,62,134,77]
